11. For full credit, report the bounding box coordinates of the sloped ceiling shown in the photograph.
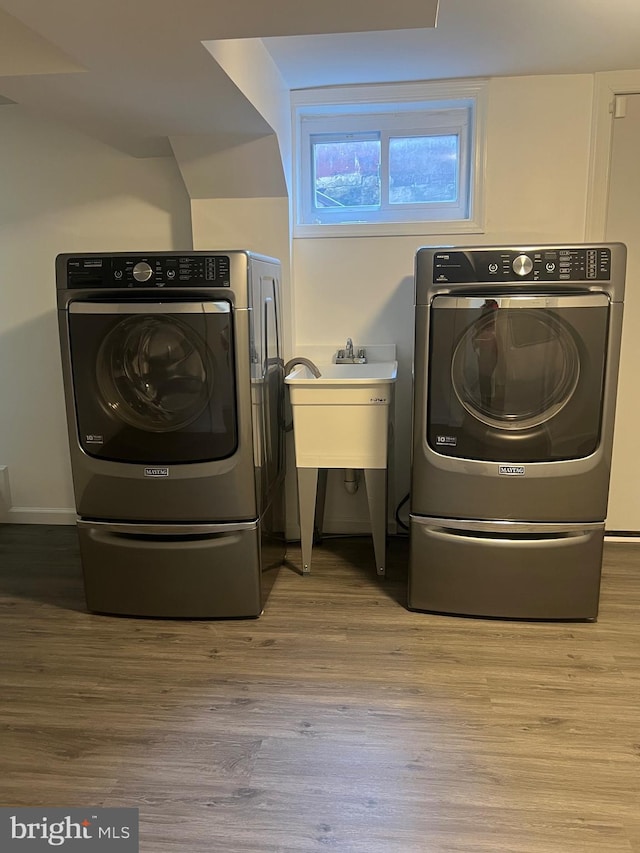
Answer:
[0,8,84,77]
[0,0,438,156]
[1,0,640,159]
[265,0,640,89]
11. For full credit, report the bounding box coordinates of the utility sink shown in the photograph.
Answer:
[285,346,398,576]
[286,361,398,384]
[285,360,398,468]
[285,353,397,576]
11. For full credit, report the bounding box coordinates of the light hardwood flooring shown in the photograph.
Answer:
[0,524,639,852]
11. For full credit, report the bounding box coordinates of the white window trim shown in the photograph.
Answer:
[292,79,487,239]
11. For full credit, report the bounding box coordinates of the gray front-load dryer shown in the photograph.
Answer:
[57,251,285,617]
[408,244,626,620]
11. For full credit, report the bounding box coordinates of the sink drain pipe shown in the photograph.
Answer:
[343,469,359,494]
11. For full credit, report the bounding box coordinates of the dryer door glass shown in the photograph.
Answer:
[427,294,610,462]
[68,301,237,464]
[451,305,580,430]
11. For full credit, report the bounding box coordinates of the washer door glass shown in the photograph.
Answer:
[68,300,237,464]
[451,305,580,430]
[97,315,214,433]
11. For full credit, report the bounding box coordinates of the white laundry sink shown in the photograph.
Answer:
[285,360,397,468]
[285,348,397,575]
[287,361,398,384]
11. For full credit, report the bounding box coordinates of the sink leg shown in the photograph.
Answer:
[297,467,318,574]
[364,468,387,577]
[314,469,328,544]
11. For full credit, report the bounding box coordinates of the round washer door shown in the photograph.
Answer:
[67,300,237,464]
[96,314,214,433]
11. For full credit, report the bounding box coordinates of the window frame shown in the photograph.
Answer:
[292,79,487,239]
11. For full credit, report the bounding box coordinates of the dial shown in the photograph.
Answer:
[132,261,153,282]
[513,254,533,277]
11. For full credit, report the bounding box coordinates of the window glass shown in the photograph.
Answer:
[313,136,381,209]
[293,80,486,237]
[388,134,458,205]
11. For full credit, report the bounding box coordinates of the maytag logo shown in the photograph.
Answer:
[499,465,525,476]
[144,467,169,478]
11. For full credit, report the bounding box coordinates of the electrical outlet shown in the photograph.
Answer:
[0,466,11,513]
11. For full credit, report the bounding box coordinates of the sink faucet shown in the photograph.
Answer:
[284,357,322,378]
[336,338,367,364]
[345,337,354,359]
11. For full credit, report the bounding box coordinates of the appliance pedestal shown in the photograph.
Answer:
[77,519,274,618]
[408,516,604,620]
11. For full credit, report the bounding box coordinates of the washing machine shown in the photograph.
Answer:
[56,251,285,618]
[409,243,626,620]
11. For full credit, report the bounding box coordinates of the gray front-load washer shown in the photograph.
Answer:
[56,251,285,617]
[409,243,626,620]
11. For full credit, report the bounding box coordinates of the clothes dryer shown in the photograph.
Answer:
[57,251,285,617]
[409,244,625,620]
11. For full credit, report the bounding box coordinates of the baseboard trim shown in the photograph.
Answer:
[1,507,76,525]
[285,518,397,541]
[605,533,640,543]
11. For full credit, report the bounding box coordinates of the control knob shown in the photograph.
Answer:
[132,261,153,282]
[512,254,533,277]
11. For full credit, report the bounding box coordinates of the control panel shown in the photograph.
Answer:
[433,247,612,284]
[65,255,231,288]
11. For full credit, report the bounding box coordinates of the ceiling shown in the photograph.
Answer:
[1,0,640,158]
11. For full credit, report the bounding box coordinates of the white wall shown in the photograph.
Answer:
[291,74,595,530]
[0,104,192,522]
[190,196,292,353]
[203,37,293,195]
[603,85,640,530]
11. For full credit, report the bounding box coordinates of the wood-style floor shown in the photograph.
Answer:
[0,524,639,853]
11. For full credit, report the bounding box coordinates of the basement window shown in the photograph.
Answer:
[292,80,487,238]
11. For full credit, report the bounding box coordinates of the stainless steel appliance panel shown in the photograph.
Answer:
[411,300,624,522]
[408,515,604,619]
[58,294,258,522]
[77,520,264,618]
